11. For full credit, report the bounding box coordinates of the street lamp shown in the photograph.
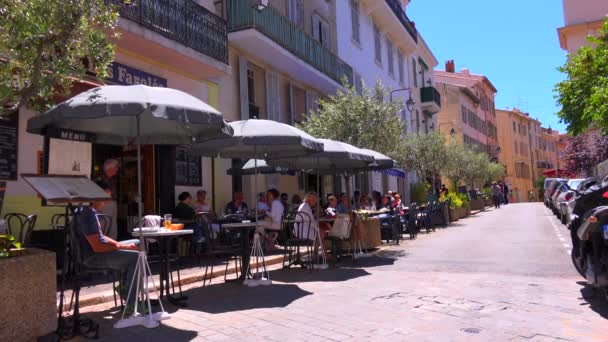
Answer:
[389,88,415,113]
[250,0,268,11]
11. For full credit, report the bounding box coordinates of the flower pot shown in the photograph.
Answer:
[8,248,27,257]
[449,208,459,221]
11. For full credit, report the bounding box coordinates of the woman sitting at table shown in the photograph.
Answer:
[359,194,372,211]
[257,188,284,251]
[378,194,394,214]
[336,193,352,214]
[325,195,338,218]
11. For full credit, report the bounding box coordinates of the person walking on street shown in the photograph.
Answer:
[491,182,502,209]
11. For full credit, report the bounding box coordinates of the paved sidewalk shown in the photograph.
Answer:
[81,204,608,341]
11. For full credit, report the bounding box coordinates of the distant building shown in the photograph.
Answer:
[434,61,499,158]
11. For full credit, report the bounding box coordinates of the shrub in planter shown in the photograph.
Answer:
[0,234,25,258]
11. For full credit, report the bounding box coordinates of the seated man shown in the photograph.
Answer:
[225,192,248,215]
[297,192,330,253]
[257,188,284,251]
[75,180,139,308]
[173,191,204,244]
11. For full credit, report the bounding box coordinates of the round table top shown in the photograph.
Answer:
[131,228,193,238]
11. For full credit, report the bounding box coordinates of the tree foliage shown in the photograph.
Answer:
[0,0,119,114]
[442,144,469,190]
[400,132,448,186]
[555,17,608,135]
[562,130,608,174]
[442,144,504,189]
[299,80,405,161]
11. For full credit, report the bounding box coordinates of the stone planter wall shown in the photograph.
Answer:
[0,248,57,341]
[470,199,484,211]
[449,208,459,221]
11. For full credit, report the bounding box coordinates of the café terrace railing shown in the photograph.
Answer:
[385,0,418,43]
[108,0,229,65]
[227,0,353,85]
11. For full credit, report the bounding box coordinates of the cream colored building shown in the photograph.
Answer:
[496,109,541,202]
[434,62,498,158]
[558,0,608,54]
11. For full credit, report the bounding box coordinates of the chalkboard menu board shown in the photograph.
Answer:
[175,146,201,186]
[0,114,18,180]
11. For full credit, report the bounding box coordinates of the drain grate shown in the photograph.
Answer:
[462,328,481,334]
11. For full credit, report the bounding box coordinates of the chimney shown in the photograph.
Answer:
[445,60,455,73]
[461,68,470,76]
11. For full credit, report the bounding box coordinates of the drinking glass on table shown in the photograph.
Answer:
[164,214,172,229]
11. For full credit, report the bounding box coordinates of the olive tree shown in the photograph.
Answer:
[401,132,448,189]
[0,0,119,114]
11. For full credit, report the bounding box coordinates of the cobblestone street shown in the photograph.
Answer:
[84,203,608,341]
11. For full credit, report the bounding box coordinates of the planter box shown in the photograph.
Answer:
[470,199,484,211]
[449,208,459,221]
[465,203,471,216]
[0,248,57,341]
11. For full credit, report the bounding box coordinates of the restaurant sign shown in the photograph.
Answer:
[47,127,95,143]
[107,62,167,87]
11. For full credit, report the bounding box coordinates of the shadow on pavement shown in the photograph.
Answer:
[85,310,198,342]
[165,282,313,314]
[269,267,371,283]
[578,282,608,320]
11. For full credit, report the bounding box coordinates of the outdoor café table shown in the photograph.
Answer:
[132,228,193,306]
[216,221,258,281]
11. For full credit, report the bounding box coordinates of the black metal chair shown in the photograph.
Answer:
[4,213,37,247]
[96,214,112,236]
[380,214,401,245]
[198,215,242,285]
[417,203,436,233]
[406,203,419,239]
[325,214,354,266]
[282,212,315,270]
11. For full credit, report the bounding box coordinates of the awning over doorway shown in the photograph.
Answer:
[542,169,576,178]
[379,168,406,179]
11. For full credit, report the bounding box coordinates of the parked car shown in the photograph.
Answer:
[565,177,599,226]
[551,183,569,215]
[557,179,585,223]
[544,178,567,207]
[546,179,567,210]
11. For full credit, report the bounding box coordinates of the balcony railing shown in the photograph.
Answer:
[109,0,228,64]
[227,0,353,85]
[385,0,418,43]
[421,86,441,108]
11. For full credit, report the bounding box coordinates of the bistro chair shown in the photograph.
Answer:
[4,213,37,247]
[282,212,315,270]
[406,203,419,240]
[380,214,401,245]
[325,214,354,266]
[198,215,242,285]
[96,214,112,236]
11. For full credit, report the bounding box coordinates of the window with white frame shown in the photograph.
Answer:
[350,0,360,44]
[387,38,394,76]
[374,24,381,64]
[398,52,404,84]
[312,13,330,48]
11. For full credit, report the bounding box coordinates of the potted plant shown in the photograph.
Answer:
[0,234,26,258]
[445,192,463,221]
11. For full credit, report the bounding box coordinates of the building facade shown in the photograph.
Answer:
[434,62,498,158]
[2,0,230,234]
[558,0,608,54]
[334,0,440,199]
[496,109,542,202]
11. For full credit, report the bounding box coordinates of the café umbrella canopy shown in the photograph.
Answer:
[189,119,324,159]
[227,159,296,176]
[26,84,233,329]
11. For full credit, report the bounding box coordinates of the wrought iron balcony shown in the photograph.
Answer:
[227,0,353,85]
[421,86,441,109]
[385,0,418,43]
[109,0,228,64]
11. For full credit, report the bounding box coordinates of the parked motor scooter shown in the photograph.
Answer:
[569,178,608,297]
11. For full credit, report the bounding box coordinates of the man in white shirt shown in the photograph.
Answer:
[257,188,284,251]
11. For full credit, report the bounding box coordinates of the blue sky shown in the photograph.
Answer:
[408,0,567,132]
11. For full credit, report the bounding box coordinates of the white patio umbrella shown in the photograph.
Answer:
[27,85,233,329]
[189,119,324,285]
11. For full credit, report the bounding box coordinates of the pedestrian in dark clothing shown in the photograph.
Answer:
[491,182,502,209]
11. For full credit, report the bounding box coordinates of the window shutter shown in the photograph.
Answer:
[289,84,295,125]
[312,14,321,42]
[321,21,330,48]
[296,0,304,28]
[265,71,280,121]
[238,56,249,121]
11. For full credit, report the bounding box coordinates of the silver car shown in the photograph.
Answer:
[557,179,585,224]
